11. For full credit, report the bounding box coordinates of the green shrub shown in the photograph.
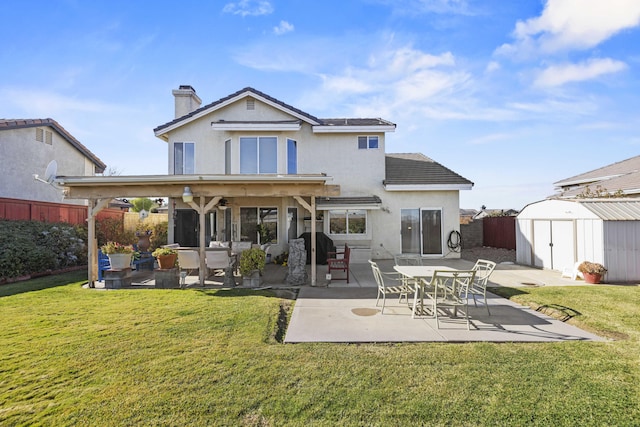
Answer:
[0,220,87,280]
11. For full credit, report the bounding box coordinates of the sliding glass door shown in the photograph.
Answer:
[400,208,443,255]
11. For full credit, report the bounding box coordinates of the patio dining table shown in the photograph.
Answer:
[393,265,456,317]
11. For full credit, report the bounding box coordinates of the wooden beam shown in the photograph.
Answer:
[65,184,340,199]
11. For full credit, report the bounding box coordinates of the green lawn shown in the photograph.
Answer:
[1,271,639,426]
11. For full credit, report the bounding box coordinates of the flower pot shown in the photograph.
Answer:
[157,253,177,270]
[242,270,262,287]
[108,253,132,270]
[583,272,603,284]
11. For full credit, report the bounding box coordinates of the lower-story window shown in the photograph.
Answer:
[240,207,278,244]
[328,209,366,235]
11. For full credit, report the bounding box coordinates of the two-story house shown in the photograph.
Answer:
[153,86,473,261]
[0,118,105,205]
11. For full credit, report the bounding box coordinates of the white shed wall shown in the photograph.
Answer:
[603,221,640,282]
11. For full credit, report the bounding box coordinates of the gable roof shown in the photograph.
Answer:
[384,153,473,190]
[552,155,640,198]
[154,87,396,137]
[0,118,106,173]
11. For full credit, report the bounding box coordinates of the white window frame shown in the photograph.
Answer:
[328,209,367,236]
[173,141,195,174]
[357,135,379,150]
[240,136,277,174]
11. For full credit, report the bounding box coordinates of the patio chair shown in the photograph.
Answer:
[205,248,235,278]
[469,259,497,315]
[394,254,423,266]
[430,270,476,330]
[97,249,110,281]
[327,244,351,283]
[177,249,200,288]
[369,260,412,314]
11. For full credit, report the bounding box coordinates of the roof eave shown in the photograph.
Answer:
[383,183,473,191]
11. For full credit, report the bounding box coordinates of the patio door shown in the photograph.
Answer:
[401,208,443,255]
[175,209,198,247]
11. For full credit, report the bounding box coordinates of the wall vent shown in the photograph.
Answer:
[36,128,44,142]
[246,98,255,110]
[45,130,53,145]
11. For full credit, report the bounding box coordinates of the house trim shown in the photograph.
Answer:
[212,120,302,131]
[384,184,473,191]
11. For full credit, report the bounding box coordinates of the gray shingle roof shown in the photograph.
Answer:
[384,153,473,187]
[154,87,395,133]
[0,118,106,172]
[552,155,640,198]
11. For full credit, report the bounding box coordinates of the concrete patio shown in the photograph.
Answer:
[97,258,613,343]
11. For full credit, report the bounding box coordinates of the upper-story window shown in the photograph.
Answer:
[287,138,297,174]
[358,136,378,149]
[240,136,277,174]
[174,142,195,174]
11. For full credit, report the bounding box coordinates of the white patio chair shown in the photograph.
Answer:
[177,249,200,288]
[430,270,476,330]
[469,259,497,315]
[369,260,412,314]
[205,248,235,278]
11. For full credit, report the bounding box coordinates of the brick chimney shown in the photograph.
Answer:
[172,85,202,118]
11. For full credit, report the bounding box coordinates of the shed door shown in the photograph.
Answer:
[533,220,575,270]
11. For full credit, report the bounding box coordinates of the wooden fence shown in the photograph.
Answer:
[0,198,124,225]
[482,216,516,250]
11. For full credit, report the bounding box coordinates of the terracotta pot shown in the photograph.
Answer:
[583,272,602,284]
[137,234,151,252]
[157,253,177,269]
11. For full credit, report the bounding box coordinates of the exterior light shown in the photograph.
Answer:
[182,186,193,203]
[218,198,228,210]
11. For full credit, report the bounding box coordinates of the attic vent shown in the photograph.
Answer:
[45,130,53,145]
[36,128,44,142]
[246,98,255,110]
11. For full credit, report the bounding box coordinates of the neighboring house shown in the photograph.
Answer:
[153,86,473,260]
[459,209,478,224]
[0,118,105,205]
[552,155,640,199]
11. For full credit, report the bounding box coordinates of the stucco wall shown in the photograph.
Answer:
[0,127,93,205]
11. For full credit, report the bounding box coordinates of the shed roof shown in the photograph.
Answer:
[520,199,640,221]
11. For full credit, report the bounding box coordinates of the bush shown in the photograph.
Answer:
[0,220,87,280]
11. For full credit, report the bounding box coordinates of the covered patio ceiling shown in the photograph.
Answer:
[56,173,340,288]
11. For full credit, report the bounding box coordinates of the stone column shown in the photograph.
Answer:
[285,238,308,285]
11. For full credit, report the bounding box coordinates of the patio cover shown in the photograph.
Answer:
[56,173,340,287]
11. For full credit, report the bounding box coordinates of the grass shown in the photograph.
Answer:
[1,272,639,426]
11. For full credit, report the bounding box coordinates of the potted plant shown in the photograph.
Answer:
[101,242,134,270]
[152,247,178,269]
[578,261,607,284]
[239,247,266,287]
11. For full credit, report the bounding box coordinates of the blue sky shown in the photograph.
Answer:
[2,0,639,211]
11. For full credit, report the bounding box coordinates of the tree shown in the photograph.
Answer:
[130,198,156,213]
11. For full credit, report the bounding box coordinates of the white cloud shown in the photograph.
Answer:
[222,0,273,17]
[534,58,627,87]
[485,61,500,73]
[497,0,640,57]
[375,0,473,15]
[468,132,516,145]
[273,20,294,35]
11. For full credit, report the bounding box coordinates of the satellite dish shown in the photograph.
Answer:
[44,160,57,184]
[34,160,58,185]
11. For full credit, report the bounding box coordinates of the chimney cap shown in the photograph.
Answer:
[178,85,196,92]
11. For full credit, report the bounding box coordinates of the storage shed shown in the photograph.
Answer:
[516,199,640,283]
